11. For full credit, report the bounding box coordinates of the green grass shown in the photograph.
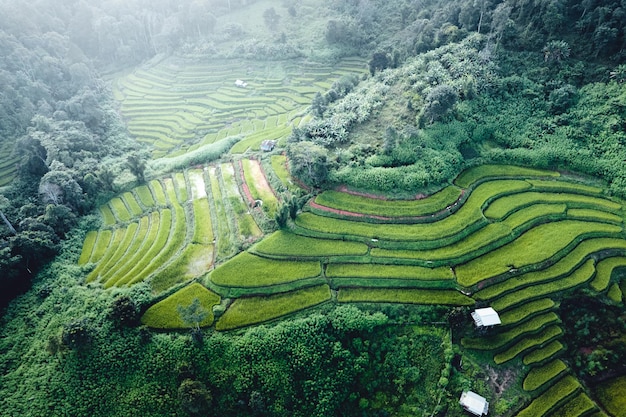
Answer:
[150,244,214,295]
[484,192,622,219]
[109,197,132,222]
[475,238,626,300]
[515,375,580,417]
[99,205,116,226]
[594,375,626,417]
[453,164,559,188]
[325,262,454,280]
[78,231,98,265]
[523,359,568,391]
[100,215,151,284]
[135,185,155,208]
[491,259,596,311]
[607,282,623,302]
[498,299,556,325]
[192,198,214,245]
[140,283,220,329]
[455,221,622,287]
[314,185,462,217]
[591,257,626,291]
[336,288,475,305]
[493,325,563,364]
[523,340,565,366]
[252,230,369,257]
[122,192,144,217]
[462,312,560,350]
[89,229,112,263]
[549,392,596,417]
[210,252,321,287]
[215,284,331,331]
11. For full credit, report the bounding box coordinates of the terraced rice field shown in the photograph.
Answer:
[113,57,367,157]
[0,143,19,187]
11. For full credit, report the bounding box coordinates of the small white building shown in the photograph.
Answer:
[235,79,248,88]
[460,391,489,416]
[471,307,501,328]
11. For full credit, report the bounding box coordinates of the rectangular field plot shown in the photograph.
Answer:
[241,158,278,217]
[78,231,98,265]
[549,392,596,417]
[100,215,151,285]
[493,325,563,364]
[220,163,262,239]
[122,192,143,216]
[594,376,626,417]
[337,288,474,305]
[523,340,565,365]
[150,244,214,295]
[188,169,207,199]
[192,198,214,245]
[314,185,462,217]
[591,257,626,291]
[270,155,296,190]
[210,252,322,287]
[498,299,555,325]
[252,230,369,257]
[455,221,622,287]
[135,185,155,208]
[215,284,331,331]
[99,205,116,226]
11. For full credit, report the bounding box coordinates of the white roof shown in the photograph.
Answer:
[471,307,501,327]
[460,391,489,416]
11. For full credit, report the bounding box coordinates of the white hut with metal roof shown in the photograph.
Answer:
[471,307,501,328]
[460,391,489,416]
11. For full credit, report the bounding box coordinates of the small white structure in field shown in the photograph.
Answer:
[471,307,501,328]
[460,391,489,416]
[235,79,248,88]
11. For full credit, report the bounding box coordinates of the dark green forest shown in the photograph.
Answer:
[2,0,626,416]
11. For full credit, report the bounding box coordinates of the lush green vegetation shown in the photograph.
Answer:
[4,0,626,416]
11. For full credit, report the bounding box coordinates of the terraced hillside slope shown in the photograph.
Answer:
[0,142,19,187]
[113,57,367,157]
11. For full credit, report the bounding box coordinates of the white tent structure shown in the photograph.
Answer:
[460,391,489,416]
[471,307,501,328]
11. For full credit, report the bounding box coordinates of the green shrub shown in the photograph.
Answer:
[475,238,626,300]
[515,375,580,417]
[549,392,596,417]
[523,340,565,366]
[215,284,331,330]
[210,252,321,287]
[314,186,462,217]
[499,299,555,325]
[252,230,369,257]
[494,325,563,364]
[336,288,474,305]
[591,257,626,291]
[454,164,558,188]
[491,259,596,311]
[455,221,621,287]
[462,312,559,350]
[522,359,568,391]
[326,262,453,280]
[141,283,220,329]
[78,230,97,265]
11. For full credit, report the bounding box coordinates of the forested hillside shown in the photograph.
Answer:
[1,0,626,416]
